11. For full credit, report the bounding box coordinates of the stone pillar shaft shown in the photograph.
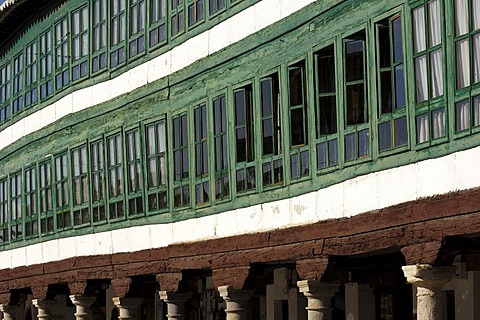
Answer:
[297,281,339,320]
[159,292,191,320]
[218,286,253,320]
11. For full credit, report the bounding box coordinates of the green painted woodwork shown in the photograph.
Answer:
[0,0,479,250]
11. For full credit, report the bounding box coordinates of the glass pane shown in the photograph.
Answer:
[317,45,335,93]
[318,96,337,135]
[474,95,480,127]
[428,0,441,47]
[289,66,304,106]
[415,55,428,102]
[290,108,305,146]
[328,139,338,166]
[393,16,403,63]
[474,34,480,84]
[379,122,392,151]
[290,154,299,179]
[380,70,392,114]
[474,0,480,30]
[395,64,405,108]
[455,100,470,132]
[394,116,408,147]
[413,6,426,53]
[345,133,356,161]
[317,142,327,169]
[262,163,271,186]
[430,49,443,98]
[455,0,469,36]
[345,39,364,81]
[346,83,365,125]
[358,129,369,158]
[416,113,429,143]
[456,39,471,89]
[432,108,445,139]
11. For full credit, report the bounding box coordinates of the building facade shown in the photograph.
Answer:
[0,0,480,319]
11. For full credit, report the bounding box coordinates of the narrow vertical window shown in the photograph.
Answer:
[377,15,408,152]
[209,0,225,15]
[92,0,108,72]
[24,167,38,238]
[261,73,283,187]
[39,161,54,234]
[0,63,11,123]
[107,133,125,219]
[344,30,370,162]
[10,172,22,241]
[126,128,144,215]
[40,30,53,99]
[288,60,309,180]
[91,140,106,222]
[171,0,185,37]
[315,45,339,170]
[72,145,90,225]
[129,0,146,58]
[12,53,23,114]
[72,6,89,81]
[412,0,446,144]
[111,0,127,67]
[194,104,210,205]
[55,153,71,229]
[146,120,168,212]
[24,41,38,107]
[188,0,204,26]
[234,84,256,193]
[149,0,167,46]
[0,179,9,242]
[213,95,229,201]
[55,17,70,91]
[172,113,190,208]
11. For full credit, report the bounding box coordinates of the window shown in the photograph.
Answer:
[171,0,185,37]
[209,0,225,15]
[39,161,54,234]
[39,30,53,99]
[412,0,446,143]
[455,95,480,132]
[126,128,144,215]
[54,153,71,229]
[0,63,11,123]
[91,140,106,222]
[92,0,108,72]
[188,0,204,26]
[25,41,38,107]
[260,73,283,187]
[10,172,22,241]
[111,0,127,67]
[344,30,370,161]
[234,84,256,193]
[0,179,8,243]
[107,133,125,219]
[72,145,90,225]
[376,15,408,152]
[55,17,70,91]
[72,6,89,81]
[12,53,23,114]
[194,104,210,205]
[24,166,38,238]
[213,95,229,201]
[129,0,146,58]
[172,113,190,208]
[288,60,309,180]
[314,45,339,169]
[146,120,168,212]
[149,0,167,46]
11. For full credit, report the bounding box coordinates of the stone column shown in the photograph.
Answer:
[297,281,339,320]
[32,300,56,320]
[0,305,20,320]
[218,286,253,320]
[158,292,191,320]
[112,298,143,320]
[402,264,455,320]
[69,296,96,320]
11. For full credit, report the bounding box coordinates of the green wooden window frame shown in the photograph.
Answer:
[24,41,38,108]
[129,0,146,58]
[288,60,310,181]
[126,127,145,215]
[39,160,54,234]
[145,120,168,213]
[188,0,205,27]
[92,0,108,73]
[110,0,127,68]
[234,83,256,193]
[90,139,107,223]
[314,44,339,170]
[12,53,24,114]
[54,152,71,230]
[55,17,70,92]
[0,63,11,123]
[194,103,210,206]
[24,166,38,238]
[172,112,190,208]
[149,0,167,47]
[260,73,284,188]
[213,94,229,202]
[107,132,126,219]
[72,144,90,226]
[376,13,408,152]
[209,0,225,16]
[39,29,54,100]
[72,5,90,82]
[0,178,9,243]
[170,0,185,37]
[10,172,23,242]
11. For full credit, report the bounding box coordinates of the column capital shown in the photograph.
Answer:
[0,304,20,320]
[297,280,339,299]
[32,299,56,311]
[112,297,143,320]
[158,292,191,320]
[402,264,455,288]
[69,295,96,320]
[158,291,192,303]
[218,285,253,319]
